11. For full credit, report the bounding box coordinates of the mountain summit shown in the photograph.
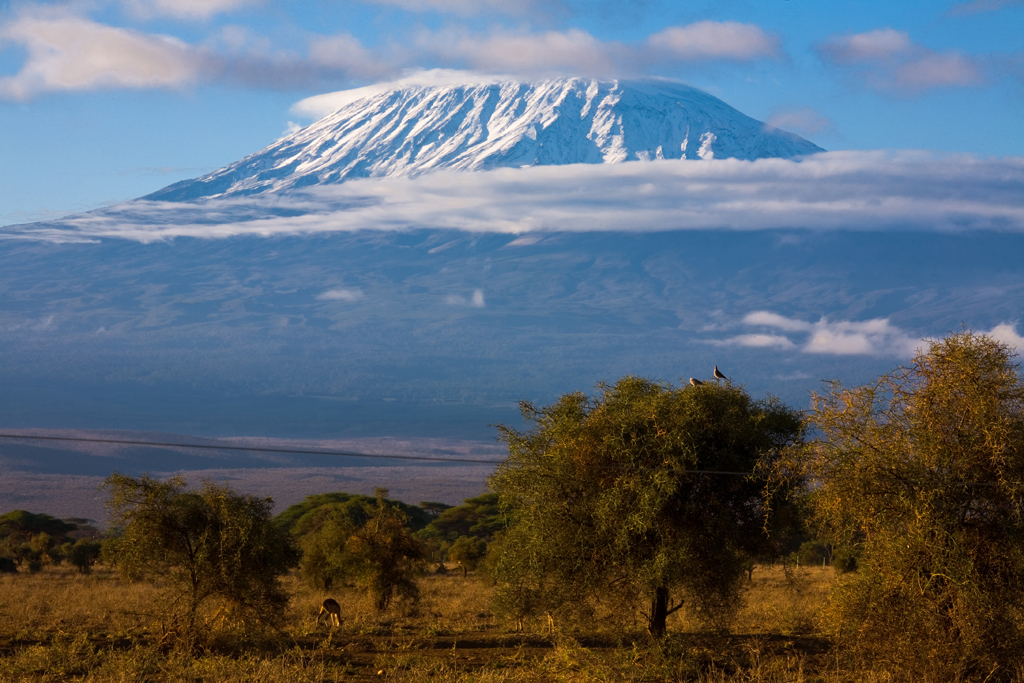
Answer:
[147,78,824,202]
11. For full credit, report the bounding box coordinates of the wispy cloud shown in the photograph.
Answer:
[317,288,365,301]
[358,0,557,17]
[721,311,922,357]
[764,107,835,138]
[411,21,782,77]
[0,8,387,100]
[119,0,260,21]
[4,151,1022,242]
[947,0,1024,15]
[645,22,782,62]
[0,12,782,100]
[413,27,619,75]
[446,289,486,307]
[816,28,985,94]
[714,333,796,349]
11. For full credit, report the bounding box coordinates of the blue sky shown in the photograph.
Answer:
[1,0,1022,226]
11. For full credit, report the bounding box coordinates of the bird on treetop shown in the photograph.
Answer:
[689,378,703,386]
[714,366,728,381]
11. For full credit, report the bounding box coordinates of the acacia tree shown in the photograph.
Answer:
[297,488,426,611]
[789,332,1024,677]
[104,474,297,637]
[491,376,803,637]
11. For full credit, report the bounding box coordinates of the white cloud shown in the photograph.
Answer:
[414,27,617,75]
[816,28,985,94]
[894,51,984,89]
[646,22,782,62]
[742,311,813,332]
[407,21,781,82]
[817,28,913,65]
[715,334,796,349]
[988,323,1024,350]
[803,318,919,356]
[739,311,921,357]
[317,288,364,301]
[0,9,388,99]
[0,14,782,101]
[0,11,202,100]
[359,0,551,16]
[119,0,259,21]
[307,33,387,79]
[446,289,486,307]
[4,151,1023,242]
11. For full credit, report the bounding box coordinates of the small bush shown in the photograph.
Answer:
[0,556,16,573]
[831,546,858,574]
[68,539,102,574]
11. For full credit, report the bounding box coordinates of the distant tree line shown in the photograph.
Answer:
[0,509,104,574]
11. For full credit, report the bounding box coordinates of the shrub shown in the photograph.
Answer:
[790,332,1024,678]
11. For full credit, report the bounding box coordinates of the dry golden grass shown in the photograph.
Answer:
[0,564,1018,682]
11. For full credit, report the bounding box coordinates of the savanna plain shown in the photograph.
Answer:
[0,561,837,683]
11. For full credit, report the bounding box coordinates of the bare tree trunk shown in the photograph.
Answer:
[648,586,683,638]
[649,587,669,638]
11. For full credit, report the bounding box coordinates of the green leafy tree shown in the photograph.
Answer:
[787,331,1024,677]
[419,493,503,544]
[348,489,427,610]
[448,535,487,576]
[67,539,102,574]
[0,510,77,539]
[277,491,431,536]
[297,507,354,591]
[417,493,503,569]
[104,474,298,636]
[297,488,426,611]
[0,511,77,566]
[492,376,803,637]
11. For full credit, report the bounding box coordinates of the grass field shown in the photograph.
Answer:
[0,562,903,682]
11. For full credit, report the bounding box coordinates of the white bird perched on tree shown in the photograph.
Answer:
[714,366,728,381]
[689,378,703,386]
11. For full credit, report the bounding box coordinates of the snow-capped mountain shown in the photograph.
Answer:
[147,78,824,201]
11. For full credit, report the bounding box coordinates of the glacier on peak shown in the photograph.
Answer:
[146,77,824,202]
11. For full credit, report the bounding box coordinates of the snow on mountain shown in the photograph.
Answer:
[146,78,824,201]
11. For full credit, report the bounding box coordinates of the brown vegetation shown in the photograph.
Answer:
[0,561,859,682]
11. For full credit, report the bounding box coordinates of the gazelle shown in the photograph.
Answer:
[316,598,342,628]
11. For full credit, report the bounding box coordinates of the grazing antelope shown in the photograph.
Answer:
[316,598,342,628]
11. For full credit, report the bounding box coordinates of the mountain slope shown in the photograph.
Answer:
[147,78,824,201]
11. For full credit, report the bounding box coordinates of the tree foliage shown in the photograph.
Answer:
[418,493,503,544]
[104,474,297,635]
[491,376,803,636]
[67,539,102,574]
[0,510,77,539]
[276,491,432,537]
[448,535,488,574]
[296,488,426,611]
[789,332,1024,677]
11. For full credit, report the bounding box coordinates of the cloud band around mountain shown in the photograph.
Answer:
[4,151,1021,243]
